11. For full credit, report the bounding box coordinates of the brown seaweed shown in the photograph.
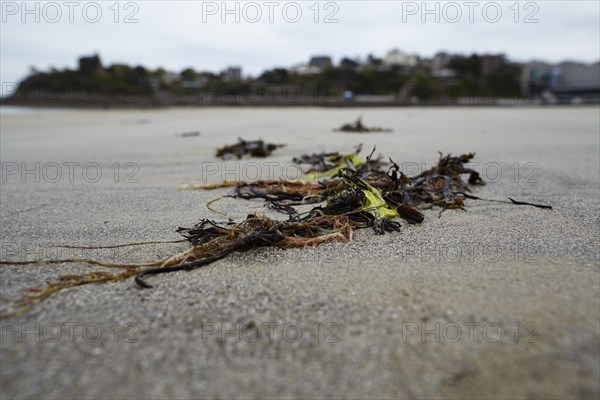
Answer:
[216,138,285,159]
[135,152,502,287]
[0,149,552,317]
[335,116,392,133]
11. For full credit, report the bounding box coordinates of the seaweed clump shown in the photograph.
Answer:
[217,151,485,214]
[137,151,499,286]
[335,116,392,133]
[216,138,285,159]
[0,149,551,317]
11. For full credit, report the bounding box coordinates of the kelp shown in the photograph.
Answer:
[0,258,157,318]
[216,138,285,159]
[135,215,354,288]
[292,144,388,181]
[142,150,549,287]
[335,116,392,133]
[205,151,484,217]
[0,149,552,318]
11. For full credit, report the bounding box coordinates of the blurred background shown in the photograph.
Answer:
[1,0,599,107]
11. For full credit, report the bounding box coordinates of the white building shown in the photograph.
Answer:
[222,67,242,82]
[383,49,418,68]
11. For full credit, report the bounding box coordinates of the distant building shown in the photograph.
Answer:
[521,61,600,103]
[78,54,104,77]
[182,73,213,89]
[520,61,552,98]
[163,72,181,85]
[383,49,418,68]
[291,56,334,75]
[221,66,242,82]
[309,56,332,70]
[481,54,506,76]
[431,52,457,78]
[432,69,458,78]
[181,80,203,89]
[549,62,600,103]
[149,71,180,90]
[550,62,600,90]
[290,64,317,75]
[340,58,360,70]
[431,52,452,72]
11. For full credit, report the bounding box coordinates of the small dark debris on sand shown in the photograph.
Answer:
[216,138,286,159]
[176,131,201,138]
[335,116,392,133]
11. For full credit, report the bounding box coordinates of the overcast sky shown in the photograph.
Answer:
[1,0,599,93]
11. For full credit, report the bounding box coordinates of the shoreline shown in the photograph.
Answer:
[2,100,596,110]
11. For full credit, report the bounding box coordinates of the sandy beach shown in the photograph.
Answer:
[1,106,599,399]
